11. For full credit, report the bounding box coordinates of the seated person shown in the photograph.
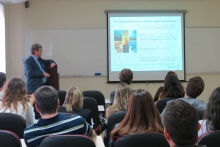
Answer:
[162,100,205,147]
[24,86,96,147]
[110,68,133,105]
[198,87,220,138]
[160,76,206,117]
[179,76,206,111]
[0,77,35,126]
[106,83,132,118]
[156,75,185,113]
[58,86,91,124]
[154,71,178,102]
[110,89,163,147]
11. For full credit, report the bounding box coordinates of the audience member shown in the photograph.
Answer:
[163,100,204,147]
[0,77,35,126]
[106,83,132,118]
[58,86,91,124]
[158,74,184,100]
[154,71,178,102]
[110,89,163,147]
[24,43,56,93]
[0,72,6,99]
[24,86,96,147]
[198,87,220,138]
[178,76,206,111]
[160,76,206,117]
[156,74,185,113]
[110,68,133,105]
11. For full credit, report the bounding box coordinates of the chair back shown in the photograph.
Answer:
[0,130,22,147]
[104,111,126,146]
[83,90,106,116]
[57,90,67,106]
[83,97,101,134]
[156,98,174,113]
[0,113,26,138]
[198,130,220,147]
[197,110,204,120]
[39,135,95,147]
[58,107,92,125]
[114,133,169,147]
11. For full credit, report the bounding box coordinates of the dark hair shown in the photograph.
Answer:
[154,86,164,102]
[34,86,58,115]
[161,75,185,99]
[119,68,133,85]
[111,89,163,141]
[185,76,204,98]
[205,87,220,132]
[163,100,198,145]
[166,71,178,78]
[31,43,42,54]
[0,72,6,88]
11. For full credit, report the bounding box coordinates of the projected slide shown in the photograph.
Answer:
[110,16,183,71]
[107,11,186,82]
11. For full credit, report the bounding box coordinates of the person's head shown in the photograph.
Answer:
[119,68,133,85]
[185,76,204,98]
[113,82,133,111]
[2,77,28,111]
[111,89,163,141]
[163,100,199,146]
[165,71,178,78]
[34,86,59,115]
[204,87,220,132]
[63,86,83,112]
[0,72,6,89]
[31,43,42,57]
[163,75,185,98]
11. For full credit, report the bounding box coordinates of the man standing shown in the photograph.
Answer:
[24,43,56,93]
[162,100,205,147]
[24,86,96,147]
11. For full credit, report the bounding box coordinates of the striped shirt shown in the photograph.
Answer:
[24,114,92,147]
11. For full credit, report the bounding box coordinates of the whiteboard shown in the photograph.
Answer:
[28,28,220,76]
[185,28,220,74]
[28,29,107,76]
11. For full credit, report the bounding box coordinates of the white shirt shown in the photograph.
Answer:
[0,101,35,126]
[198,119,208,137]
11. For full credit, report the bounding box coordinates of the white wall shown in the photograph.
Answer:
[4,0,220,102]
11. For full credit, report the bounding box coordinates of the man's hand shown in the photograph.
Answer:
[43,72,50,78]
[50,63,56,68]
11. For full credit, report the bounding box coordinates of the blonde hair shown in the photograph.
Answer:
[1,78,28,112]
[106,83,132,118]
[63,86,83,112]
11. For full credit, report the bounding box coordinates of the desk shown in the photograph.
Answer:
[21,139,26,147]
[96,136,105,147]
[21,136,105,147]
[98,105,105,111]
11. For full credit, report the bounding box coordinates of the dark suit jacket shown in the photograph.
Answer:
[24,55,55,93]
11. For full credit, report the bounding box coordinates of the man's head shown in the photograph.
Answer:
[119,68,133,85]
[34,86,59,115]
[163,100,199,146]
[31,43,43,57]
[0,72,6,89]
[185,76,204,98]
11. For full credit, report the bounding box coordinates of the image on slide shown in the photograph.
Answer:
[114,30,137,53]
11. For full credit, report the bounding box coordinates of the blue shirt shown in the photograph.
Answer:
[24,114,92,147]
